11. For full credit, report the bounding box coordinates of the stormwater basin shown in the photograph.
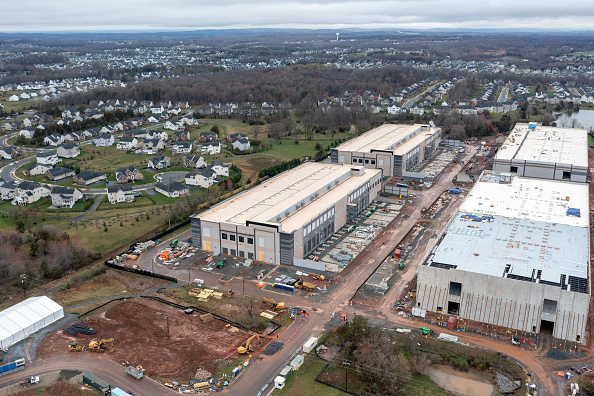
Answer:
[426,365,495,396]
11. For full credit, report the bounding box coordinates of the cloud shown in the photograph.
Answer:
[2,0,594,31]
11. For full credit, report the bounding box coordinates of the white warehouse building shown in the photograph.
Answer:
[417,171,590,343]
[492,123,588,183]
[0,296,64,349]
[191,162,382,270]
[330,123,442,177]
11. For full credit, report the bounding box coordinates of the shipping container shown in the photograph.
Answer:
[83,373,110,394]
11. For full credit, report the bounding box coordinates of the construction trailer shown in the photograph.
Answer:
[83,373,111,395]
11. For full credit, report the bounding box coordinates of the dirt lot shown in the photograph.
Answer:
[36,299,261,380]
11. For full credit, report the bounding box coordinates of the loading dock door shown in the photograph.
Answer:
[204,241,210,251]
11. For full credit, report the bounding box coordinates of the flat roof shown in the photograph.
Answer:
[459,171,589,228]
[495,123,588,168]
[196,162,381,233]
[336,124,432,153]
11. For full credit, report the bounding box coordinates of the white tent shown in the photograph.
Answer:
[0,296,64,349]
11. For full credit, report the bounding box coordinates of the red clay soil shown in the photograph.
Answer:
[37,299,260,379]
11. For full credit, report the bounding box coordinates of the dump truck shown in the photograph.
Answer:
[68,342,85,352]
[19,376,40,387]
[295,280,315,292]
[238,334,260,354]
[125,365,144,379]
[262,297,285,310]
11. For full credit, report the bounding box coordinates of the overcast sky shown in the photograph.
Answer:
[3,0,594,32]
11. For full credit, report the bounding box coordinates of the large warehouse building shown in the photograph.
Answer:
[417,171,590,342]
[330,124,442,177]
[493,123,588,183]
[191,162,382,268]
[0,296,64,349]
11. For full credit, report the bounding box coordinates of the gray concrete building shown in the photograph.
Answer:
[417,171,590,342]
[493,123,588,183]
[191,162,382,267]
[330,124,442,177]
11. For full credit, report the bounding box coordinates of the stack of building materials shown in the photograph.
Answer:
[64,323,97,336]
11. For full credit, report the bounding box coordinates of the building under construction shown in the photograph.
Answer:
[330,124,442,177]
[493,123,588,183]
[417,169,590,342]
[191,162,382,268]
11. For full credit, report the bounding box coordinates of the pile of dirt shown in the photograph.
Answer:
[37,299,255,379]
[194,368,212,379]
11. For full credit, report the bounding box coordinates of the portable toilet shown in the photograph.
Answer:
[291,355,304,371]
[303,336,318,353]
[274,376,286,389]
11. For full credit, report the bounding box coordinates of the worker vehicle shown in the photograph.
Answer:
[228,289,235,296]
[216,259,226,268]
[295,280,315,292]
[398,262,405,270]
[89,338,114,352]
[68,342,85,352]
[170,239,178,248]
[340,313,347,322]
[261,297,285,309]
[418,327,431,335]
[238,334,260,354]
[511,337,529,346]
[20,376,40,387]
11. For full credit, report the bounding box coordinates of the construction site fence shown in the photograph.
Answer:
[314,362,360,396]
[129,219,191,252]
[105,261,179,283]
[140,295,250,333]
[77,297,128,318]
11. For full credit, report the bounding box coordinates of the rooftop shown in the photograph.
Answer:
[336,124,434,153]
[196,162,381,233]
[495,123,588,168]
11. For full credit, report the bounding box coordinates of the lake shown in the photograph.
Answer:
[556,109,594,130]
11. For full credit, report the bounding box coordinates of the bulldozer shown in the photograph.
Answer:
[68,342,85,352]
[237,334,260,354]
[227,290,235,296]
[261,297,285,310]
[88,338,114,352]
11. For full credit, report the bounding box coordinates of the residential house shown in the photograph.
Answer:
[147,115,159,123]
[387,105,403,115]
[0,181,19,199]
[182,154,206,169]
[8,95,19,102]
[148,155,170,169]
[232,137,250,152]
[180,115,198,126]
[44,134,63,146]
[171,141,193,154]
[455,105,478,116]
[116,137,138,150]
[122,129,146,139]
[46,167,75,181]
[13,181,51,205]
[171,130,190,142]
[201,141,221,155]
[61,107,80,118]
[4,121,24,131]
[185,168,217,188]
[73,170,106,186]
[36,151,61,166]
[409,106,425,115]
[63,131,83,142]
[107,185,135,204]
[158,100,172,108]
[50,186,83,208]
[154,181,189,198]
[227,133,248,142]
[115,165,142,183]
[198,131,217,142]
[164,119,185,131]
[94,133,114,147]
[150,105,165,114]
[142,138,165,152]
[176,101,190,109]
[25,163,52,176]
[0,146,20,160]
[83,128,101,138]
[146,130,168,141]
[209,161,229,177]
[197,105,213,116]
[57,143,80,158]
[100,125,116,134]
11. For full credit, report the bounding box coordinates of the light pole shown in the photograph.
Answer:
[166,210,171,229]
[20,274,26,299]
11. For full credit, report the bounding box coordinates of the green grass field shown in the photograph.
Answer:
[588,135,594,145]
[97,194,155,210]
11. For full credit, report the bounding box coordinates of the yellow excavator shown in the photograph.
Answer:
[261,297,285,310]
[237,334,260,354]
[89,338,114,352]
[68,342,85,352]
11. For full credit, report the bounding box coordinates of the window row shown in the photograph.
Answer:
[222,247,254,259]
[221,233,254,244]
[352,158,376,165]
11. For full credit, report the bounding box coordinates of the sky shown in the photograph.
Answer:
[3,0,594,32]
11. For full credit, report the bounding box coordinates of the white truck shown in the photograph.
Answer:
[20,376,40,387]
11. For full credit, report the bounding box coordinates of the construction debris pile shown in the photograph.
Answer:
[131,240,156,255]
[64,324,97,336]
[158,242,195,266]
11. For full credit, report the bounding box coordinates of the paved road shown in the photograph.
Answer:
[402,82,441,109]
[498,86,509,103]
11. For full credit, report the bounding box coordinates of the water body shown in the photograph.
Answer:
[427,365,496,396]
[556,109,594,130]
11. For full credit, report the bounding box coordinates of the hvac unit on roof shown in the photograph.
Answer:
[285,211,290,216]
[276,216,281,222]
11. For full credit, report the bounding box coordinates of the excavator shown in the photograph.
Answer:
[68,342,85,352]
[261,297,285,310]
[88,338,114,352]
[237,334,260,354]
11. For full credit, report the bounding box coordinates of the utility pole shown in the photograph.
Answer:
[166,315,170,339]
[166,210,171,229]
[242,278,245,295]
[345,363,348,391]
[20,274,26,299]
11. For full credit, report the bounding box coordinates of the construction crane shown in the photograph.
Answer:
[237,334,260,354]
[472,104,502,136]
[261,297,285,310]
[68,342,85,352]
[88,338,114,352]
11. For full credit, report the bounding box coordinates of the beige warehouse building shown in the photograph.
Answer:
[191,162,382,269]
[330,123,442,177]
